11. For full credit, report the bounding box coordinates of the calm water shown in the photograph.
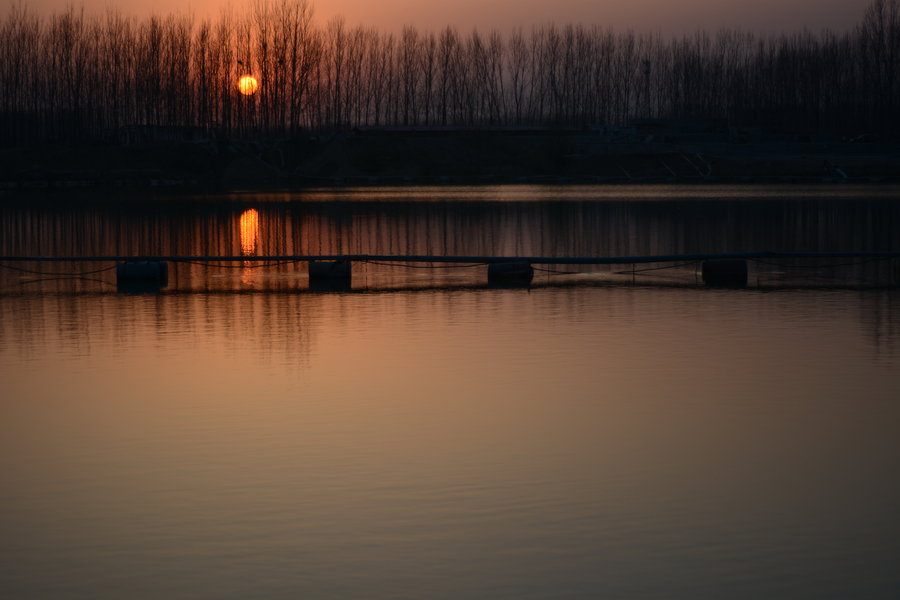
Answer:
[1,185,899,599]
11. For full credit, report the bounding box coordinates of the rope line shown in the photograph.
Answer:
[533,266,581,275]
[361,260,486,270]
[172,259,306,269]
[614,261,700,275]
[749,256,892,270]
[0,263,118,277]
[20,276,113,286]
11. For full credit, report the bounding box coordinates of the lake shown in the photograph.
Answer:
[1,185,899,599]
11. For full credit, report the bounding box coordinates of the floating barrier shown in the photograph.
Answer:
[702,259,748,287]
[309,259,351,281]
[116,260,169,283]
[116,261,168,292]
[308,260,352,291]
[488,261,534,286]
[3,251,897,293]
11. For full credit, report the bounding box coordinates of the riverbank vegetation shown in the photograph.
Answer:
[1,0,898,145]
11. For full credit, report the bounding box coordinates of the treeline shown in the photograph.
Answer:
[1,0,898,145]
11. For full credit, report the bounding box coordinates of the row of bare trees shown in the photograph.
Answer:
[1,0,898,145]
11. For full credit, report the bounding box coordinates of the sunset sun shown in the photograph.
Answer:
[238,75,258,96]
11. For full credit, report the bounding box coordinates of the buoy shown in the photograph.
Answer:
[701,259,748,287]
[116,261,169,292]
[308,260,352,291]
[488,261,534,287]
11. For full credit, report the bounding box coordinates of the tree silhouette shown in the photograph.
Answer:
[0,0,897,145]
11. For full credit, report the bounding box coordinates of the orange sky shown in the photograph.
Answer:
[19,0,871,32]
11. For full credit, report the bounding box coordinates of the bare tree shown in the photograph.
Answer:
[1,0,896,145]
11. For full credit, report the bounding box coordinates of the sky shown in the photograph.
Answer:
[14,0,873,33]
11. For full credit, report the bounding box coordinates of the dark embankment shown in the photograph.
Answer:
[2,129,899,192]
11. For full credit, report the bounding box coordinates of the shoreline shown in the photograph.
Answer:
[3,132,900,193]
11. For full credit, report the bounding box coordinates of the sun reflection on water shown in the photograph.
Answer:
[240,209,260,256]
[239,208,260,287]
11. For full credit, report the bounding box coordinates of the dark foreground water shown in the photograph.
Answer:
[1,185,899,599]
